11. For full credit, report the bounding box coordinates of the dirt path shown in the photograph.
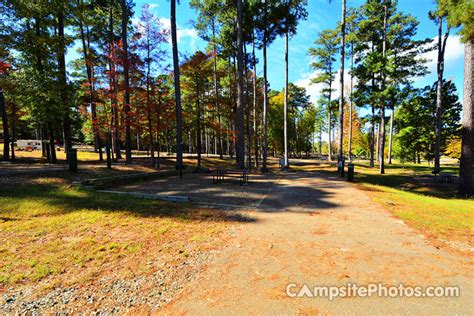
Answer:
[164,173,473,314]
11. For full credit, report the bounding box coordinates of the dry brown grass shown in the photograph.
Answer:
[0,177,247,291]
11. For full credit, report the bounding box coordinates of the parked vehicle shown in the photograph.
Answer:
[15,139,42,151]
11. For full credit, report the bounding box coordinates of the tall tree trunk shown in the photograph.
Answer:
[105,133,112,169]
[212,20,223,160]
[388,107,394,164]
[57,6,72,160]
[252,32,259,168]
[244,42,251,169]
[48,122,57,163]
[171,0,183,170]
[262,2,269,172]
[328,73,333,162]
[348,43,354,162]
[379,4,388,174]
[196,76,202,168]
[156,91,162,168]
[328,103,332,161]
[146,92,154,167]
[0,89,9,161]
[111,88,120,160]
[284,31,289,168]
[185,129,189,153]
[109,3,121,160]
[10,102,15,161]
[235,0,245,169]
[214,134,217,155]
[136,125,140,151]
[43,126,50,162]
[203,105,208,155]
[319,129,323,157]
[380,113,386,173]
[337,0,346,163]
[205,125,209,155]
[459,39,474,196]
[370,103,375,167]
[369,39,375,168]
[434,16,449,171]
[40,125,46,157]
[146,36,155,167]
[375,122,380,162]
[232,55,238,159]
[228,56,236,159]
[35,16,56,164]
[121,0,132,164]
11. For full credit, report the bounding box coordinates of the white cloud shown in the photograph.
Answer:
[295,71,323,104]
[148,3,159,10]
[160,17,171,30]
[295,70,352,105]
[159,17,199,51]
[298,35,464,101]
[416,34,464,80]
[131,17,140,27]
[177,28,199,51]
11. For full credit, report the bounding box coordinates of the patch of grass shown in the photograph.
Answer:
[0,179,246,287]
[0,143,150,162]
[189,235,209,243]
[349,161,465,198]
[362,184,474,244]
[301,160,473,245]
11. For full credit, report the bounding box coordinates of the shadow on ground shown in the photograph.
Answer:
[0,182,256,223]
[115,171,342,212]
[311,162,462,199]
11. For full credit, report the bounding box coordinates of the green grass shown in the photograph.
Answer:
[0,178,242,287]
[326,160,461,198]
[360,184,473,243]
[352,162,473,244]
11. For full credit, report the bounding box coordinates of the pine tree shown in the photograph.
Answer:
[430,2,450,171]
[280,0,308,168]
[337,0,347,165]
[439,0,474,196]
[120,0,132,164]
[170,0,183,170]
[309,28,339,161]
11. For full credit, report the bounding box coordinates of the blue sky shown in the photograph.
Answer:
[131,0,465,104]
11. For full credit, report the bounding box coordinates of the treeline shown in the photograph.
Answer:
[307,0,472,196]
[0,0,472,196]
[0,0,311,171]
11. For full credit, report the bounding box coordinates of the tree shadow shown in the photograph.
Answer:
[279,162,464,200]
[114,172,342,212]
[257,180,342,212]
[0,182,256,223]
[354,171,461,199]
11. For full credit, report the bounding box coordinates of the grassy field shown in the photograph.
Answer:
[297,159,473,247]
[0,143,104,162]
[0,176,245,289]
[359,164,472,247]
[359,184,473,245]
